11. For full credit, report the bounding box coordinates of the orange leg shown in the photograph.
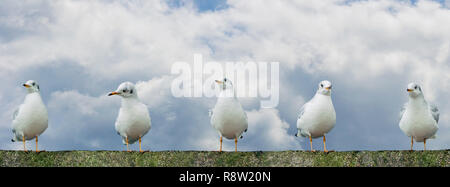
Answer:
[234,137,237,152]
[309,136,315,152]
[424,138,426,151]
[323,135,328,153]
[219,136,223,152]
[23,135,27,152]
[139,137,142,152]
[410,136,414,151]
[126,137,130,152]
[35,136,39,153]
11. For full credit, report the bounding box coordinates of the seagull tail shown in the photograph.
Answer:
[295,129,302,137]
[295,129,309,137]
[208,109,213,118]
[11,132,19,142]
[11,135,19,142]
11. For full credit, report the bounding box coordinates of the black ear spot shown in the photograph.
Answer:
[130,89,133,94]
[37,85,40,90]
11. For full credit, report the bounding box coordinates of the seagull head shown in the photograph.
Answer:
[406,82,423,98]
[23,80,40,93]
[108,82,137,98]
[215,78,233,91]
[317,80,332,96]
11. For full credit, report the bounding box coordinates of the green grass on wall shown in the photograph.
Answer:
[0,150,448,167]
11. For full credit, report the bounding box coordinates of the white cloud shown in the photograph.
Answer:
[245,108,301,150]
[48,90,115,116]
[2,0,449,85]
[135,76,174,109]
[0,0,213,77]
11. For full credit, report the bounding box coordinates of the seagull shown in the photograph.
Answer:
[295,80,336,152]
[109,82,151,152]
[399,83,439,151]
[210,78,248,152]
[11,80,48,152]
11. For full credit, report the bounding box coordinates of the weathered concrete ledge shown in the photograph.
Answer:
[0,150,448,167]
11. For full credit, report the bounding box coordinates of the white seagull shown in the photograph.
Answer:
[11,80,48,152]
[109,82,151,152]
[295,80,336,152]
[399,83,439,151]
[210,78,248,152]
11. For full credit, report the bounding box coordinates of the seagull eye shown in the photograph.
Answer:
[320,84,323,87]
[414,86,417,89]
[32,83,35,86]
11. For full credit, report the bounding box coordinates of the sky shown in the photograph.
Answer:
[0,0,449,151]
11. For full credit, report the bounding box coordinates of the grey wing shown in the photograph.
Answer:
[296,102,310,137]
[297,102,308,120]
[399,103,407,122]
[12,107,21,135]
[244,111,248,132]
[13,107,20,121]
[429,104,439,123]
[209,109,216,126]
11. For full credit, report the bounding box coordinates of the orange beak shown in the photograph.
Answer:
[215,80,223,84]
[108,91,119,96]
[407,89,413,92]
[23,84,31,88]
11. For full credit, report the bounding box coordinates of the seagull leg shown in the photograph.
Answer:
[424,138,426,151]
[35,136,39,153]
[126,137,130,152]
[139,137,142,153]
[410,136,414,151]
[309,136,315,152]
[23,135,27,152]
[323,135,328,153]
[234,137,237,152]
[219,136,223,152]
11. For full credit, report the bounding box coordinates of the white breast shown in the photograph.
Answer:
[12,93,48,141]
[211,97,248,140]
[297,94,336,138]
[115,99,151,144]
[399,100,438,142]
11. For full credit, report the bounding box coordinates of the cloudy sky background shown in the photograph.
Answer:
[0,0,449,151]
